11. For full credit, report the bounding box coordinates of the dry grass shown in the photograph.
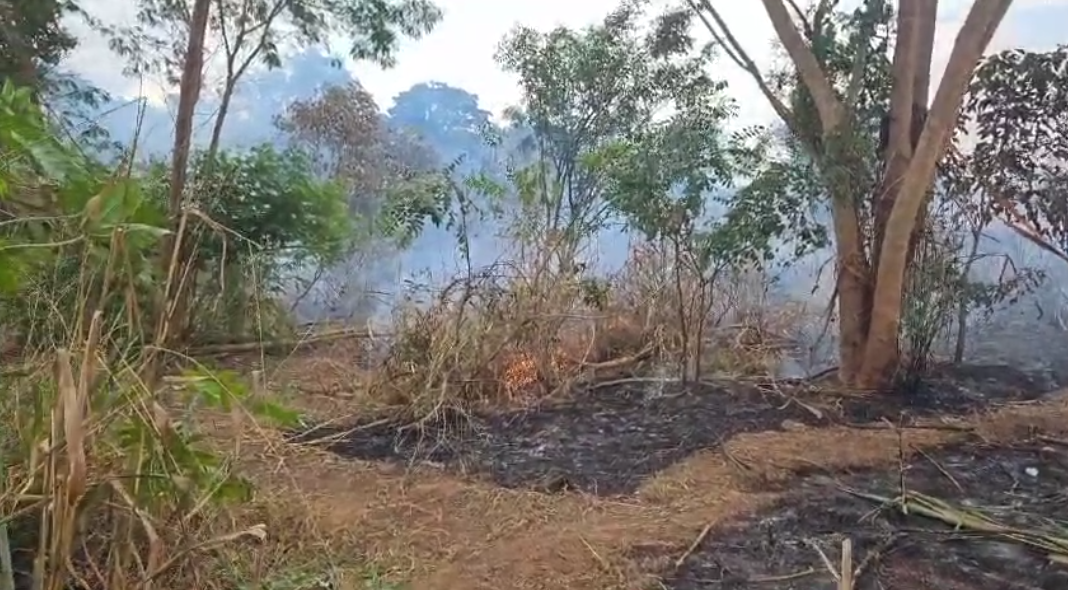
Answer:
[9,323,1060,590]
[353,239,810,425]
[0,208,379,590]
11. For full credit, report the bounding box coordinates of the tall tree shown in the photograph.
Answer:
[495,5,669,263]
[144,0,213,386]
[106,0,443,155]
[677,0,1012,388]
[388,82,493,165]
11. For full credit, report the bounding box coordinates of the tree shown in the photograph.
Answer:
[679,0,1014,388]
[276,81,442,320]
[0,0,78,90]
[495,4,670,266]
[388,82,494,165]
[142,0,212,386]
[178,144,353,335]
[935,45,1068,343]
[484,2,802,380]
[960,45,1068,261]
[277,81,437,212]
[106,0,443,155]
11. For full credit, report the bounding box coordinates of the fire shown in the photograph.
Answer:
[500,348,573,396]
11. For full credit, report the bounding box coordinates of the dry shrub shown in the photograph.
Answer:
[368,258,640,418]
[0,225,315,590]
[610,240,806,377]
[368,235,811,421]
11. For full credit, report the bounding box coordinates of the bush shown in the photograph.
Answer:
[0,81,298,590]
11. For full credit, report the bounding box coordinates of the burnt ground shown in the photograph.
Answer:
[653,438,1068,590]
[837,362,1058,422]
[288,363,1055,497]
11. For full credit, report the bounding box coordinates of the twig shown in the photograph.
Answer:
[721,445,754,473]
[804,538,840,582]
[853,533,904,580]
[675,522,715,569]
[587,376,678,391]
[187,327,378,355]
[840,538,854,590]
[841,421,975,433]
[912,445,964,494]
[578,535,616,578]
[1037,435,1068,448]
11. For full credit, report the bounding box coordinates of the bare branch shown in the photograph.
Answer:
[685,0,799,137]
[784,0,814,38]
[845,0,885,110]
[760,0,843,130]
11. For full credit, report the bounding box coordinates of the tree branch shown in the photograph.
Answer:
[685,0,800,139]
[784,0,814,38]
[863,0,1016,379]
[845,0,885,110]
[760,0,843,130]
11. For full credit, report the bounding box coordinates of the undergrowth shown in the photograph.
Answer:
[0,81,381,590]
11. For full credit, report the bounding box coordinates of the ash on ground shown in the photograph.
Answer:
[289,364,1052,496]
[655,439,1068,590]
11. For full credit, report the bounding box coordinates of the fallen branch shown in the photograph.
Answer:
[187,327,383,356]
[844,488,1068,561]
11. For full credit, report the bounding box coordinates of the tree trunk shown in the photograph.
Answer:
[858,0,1014,387]
[144,0,212,388]
[208,81,236,157]
[761,0,1013,389]
[867,0,933,379]
[761,0,872,383]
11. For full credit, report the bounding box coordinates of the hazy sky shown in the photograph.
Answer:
[65,0,1068,129]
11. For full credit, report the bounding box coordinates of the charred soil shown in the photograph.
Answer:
[242,351,1068,590]
[289,363,1050,497]
[655,437,1068,590]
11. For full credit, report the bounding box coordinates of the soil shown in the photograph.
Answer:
[655,438,1068,590]
[836,362,1057,422]
[288,363,1051,497]
[221,345,1068,590]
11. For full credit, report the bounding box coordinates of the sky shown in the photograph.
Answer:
[64,0,1068,130]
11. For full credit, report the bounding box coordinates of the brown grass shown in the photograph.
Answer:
[282,240,813,426]
[211,372,1068,590]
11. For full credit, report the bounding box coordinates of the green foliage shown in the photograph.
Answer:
[0,80,300,589]
[495,4,664,244]
[187,145,354,268]
[963,45,1068,252]
[107,0,443,83]
[0,81,169,348]
[784,0,894,153]
[0,0,80,87]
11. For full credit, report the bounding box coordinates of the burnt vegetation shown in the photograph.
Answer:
[4,1,1068,590]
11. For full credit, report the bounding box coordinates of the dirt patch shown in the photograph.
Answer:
[656,435,1068,590]
[290,364,1051,497]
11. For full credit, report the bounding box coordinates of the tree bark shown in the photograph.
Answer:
[145,0,212,388]
[859,0,1014,386]
[736,0,1013,388]
[208,81,236,157]
[868,0,932,378]
[761,0,872,383]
